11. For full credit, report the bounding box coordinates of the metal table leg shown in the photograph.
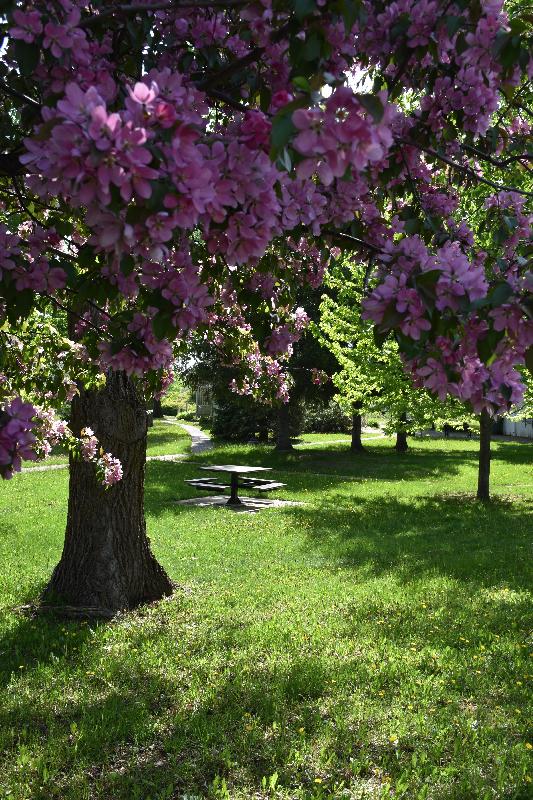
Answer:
[226,472,242,506]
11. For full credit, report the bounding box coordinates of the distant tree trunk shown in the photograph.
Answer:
[276,402,293,451]
[257,420,269,443]
[152,397,163,418]
[395,413,409,453]
[477,408,492,502]
[350,406,365,452]
[43,372,173,617]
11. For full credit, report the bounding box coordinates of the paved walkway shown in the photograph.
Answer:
[178,423,213,453]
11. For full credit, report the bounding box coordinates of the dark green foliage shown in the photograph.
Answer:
[301,400,351,433]
[210,400,274,442]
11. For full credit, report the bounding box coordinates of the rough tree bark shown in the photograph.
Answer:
[395,413,409,453]
[43,372,173,617]
[477,408,492,502]
[275,402,293,451]
[350,405,365,453]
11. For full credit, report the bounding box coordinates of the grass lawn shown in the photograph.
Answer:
[0,434,532,799]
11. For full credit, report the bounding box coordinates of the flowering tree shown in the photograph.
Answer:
[0,0,531,609]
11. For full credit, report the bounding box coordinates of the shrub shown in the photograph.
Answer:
[210,401,273,442]
[301,401,351,433]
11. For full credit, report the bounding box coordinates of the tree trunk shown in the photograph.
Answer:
[350,411,365,453]
[477,408,492,502]
[43,372,173,617]
[395,413,409,453]
[395,430,408,452]
[275,402,293,451]
[152,397,163,418]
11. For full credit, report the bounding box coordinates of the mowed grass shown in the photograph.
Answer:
[0,432,532,800]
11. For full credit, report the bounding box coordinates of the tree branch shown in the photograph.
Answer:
[81,0,248,28]
[11,178,45,227]
[196,20,292,91]
[204,88,249,112]
[400,139,533,198]
[460,141,533,170]
[0,81,41,110]
[324,230,384,254]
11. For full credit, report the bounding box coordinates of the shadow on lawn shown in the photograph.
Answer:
[144,444,480,510]
[2,587,530,800]
[287,492,532,592]
[0,609,95,689]
[0,613,334,800]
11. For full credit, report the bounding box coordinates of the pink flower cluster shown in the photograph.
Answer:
[265,307,309,356]
[98,313,174,377]
[0,401,124,485]
[0,224,66,294]
[230,351,291,404]
[363,229,532,414]
[0,397,38,478]
[292,88,395,186]
[79,428,123,486]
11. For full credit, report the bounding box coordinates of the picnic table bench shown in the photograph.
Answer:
[185,464,286,506]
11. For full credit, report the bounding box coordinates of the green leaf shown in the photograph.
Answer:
[294,0,316,20]
[302,31,323,62]
[477,329,504,364]
[120,255,135,276]
[404,218,421,235]
[292,76,312,93]
[270,113,296,159]
[7,288,33,324]
[390,13,410,41]
[445,15,463,37]
[52,218,74,238]
[415,270,441,291]
[489,281,514,306]
[525,346,533,377]
[381,302,405,329]
[152,312,174,341]
[14,40,40,77]
[77,244,95,268]
[373,325,389,349]
[357,93,384,122]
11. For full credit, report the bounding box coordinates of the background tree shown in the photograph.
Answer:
[317,258,475,453]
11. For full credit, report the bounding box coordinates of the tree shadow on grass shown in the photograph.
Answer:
[143,443,479,517]
[285,492,532,593]
[490,440,533,466]
[0,612,332,800]
[2,585,530,800]
[0,609,97,690]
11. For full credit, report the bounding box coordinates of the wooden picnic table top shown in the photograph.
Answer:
[199,464,272,474]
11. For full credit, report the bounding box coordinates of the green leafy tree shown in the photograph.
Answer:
[317,259,475,452]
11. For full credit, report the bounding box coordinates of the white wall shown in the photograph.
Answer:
[502,418,533,439]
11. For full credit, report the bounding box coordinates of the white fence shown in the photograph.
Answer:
[502,417,533,439]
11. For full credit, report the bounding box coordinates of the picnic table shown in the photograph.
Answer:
[185,464,286,506]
